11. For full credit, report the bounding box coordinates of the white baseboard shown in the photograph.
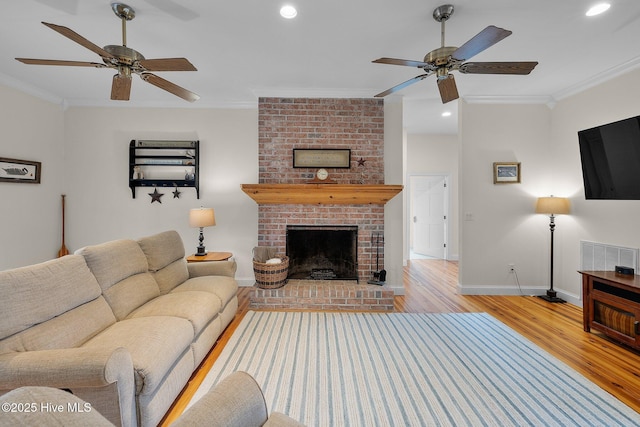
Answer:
[237,278,255,287]
[458,284,581,306]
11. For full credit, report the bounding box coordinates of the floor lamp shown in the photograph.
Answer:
[189,207,216,256]
[535,196,570,303]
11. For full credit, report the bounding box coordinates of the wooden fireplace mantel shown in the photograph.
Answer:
[240,183,403,205]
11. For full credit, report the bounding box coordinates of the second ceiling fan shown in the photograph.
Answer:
[373,4,538,104]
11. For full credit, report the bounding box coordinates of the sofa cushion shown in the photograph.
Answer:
[172,276,238,309]
[153,259,190,295]
[127,291,222,335]
[137,230,189,294]
[78,240,160,320]
[137,230,185,271]
[103,272,161,321]
[0,297,116,354]
[81,316,193,394]
[0,255,103,340]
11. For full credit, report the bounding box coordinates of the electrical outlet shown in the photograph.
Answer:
[508,264,516,273]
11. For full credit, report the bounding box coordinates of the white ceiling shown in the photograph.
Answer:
[2,0,640,134]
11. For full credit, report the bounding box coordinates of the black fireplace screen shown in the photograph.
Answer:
[286,225,358,280]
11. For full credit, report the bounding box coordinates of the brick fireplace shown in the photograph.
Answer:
[256,97,386,283]
[248,97,396,311]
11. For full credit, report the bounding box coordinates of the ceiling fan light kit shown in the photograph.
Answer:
[373,4,538,104]
[16,2,199,103]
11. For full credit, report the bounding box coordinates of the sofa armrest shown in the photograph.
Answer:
[0,347,132,388]
[173,371,268,427]
[188,260,237,278]
[0,347,136,427]
[173,371,304,427]
[265,412,306,427]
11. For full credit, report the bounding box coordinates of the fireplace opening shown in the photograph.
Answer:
[286,225,358,280]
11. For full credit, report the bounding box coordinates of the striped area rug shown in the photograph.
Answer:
[190,311,640,426]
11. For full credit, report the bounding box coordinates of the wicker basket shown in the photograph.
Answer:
[253,256,289,289]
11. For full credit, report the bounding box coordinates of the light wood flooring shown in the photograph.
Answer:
[160,259,640,425]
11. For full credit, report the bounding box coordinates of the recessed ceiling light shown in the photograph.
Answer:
[442,111,452,117]
[586,3,610,17]
[280,5,297,19]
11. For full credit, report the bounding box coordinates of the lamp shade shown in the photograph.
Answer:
[535,197,570,215]
[189,207,216,228]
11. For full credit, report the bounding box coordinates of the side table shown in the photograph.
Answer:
[186,252,233,262]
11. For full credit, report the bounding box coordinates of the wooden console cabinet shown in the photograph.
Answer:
[580,270,640,349]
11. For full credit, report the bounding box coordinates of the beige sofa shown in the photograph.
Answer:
[0,372,304,426]
[0,230,239,427]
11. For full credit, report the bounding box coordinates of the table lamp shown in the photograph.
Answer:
[535,196,570,302]
[189,207,216,256]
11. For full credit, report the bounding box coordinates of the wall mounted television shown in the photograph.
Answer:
[578,114,640,200]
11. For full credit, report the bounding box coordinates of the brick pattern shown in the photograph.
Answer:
[258,97,384,184]
[256,97,386,284]
[250,280,394,311]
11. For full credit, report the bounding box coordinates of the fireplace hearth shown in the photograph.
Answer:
[286,225,358,281]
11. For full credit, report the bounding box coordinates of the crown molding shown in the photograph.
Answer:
[463,95,553,105]
[552,55,640,101]
[0,71,64,107]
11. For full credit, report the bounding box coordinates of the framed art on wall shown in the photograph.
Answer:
[493,162,521,184]
[0,157,41,184]
[293,149,351,168]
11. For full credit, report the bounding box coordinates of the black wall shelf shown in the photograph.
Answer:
[129,140,200,199]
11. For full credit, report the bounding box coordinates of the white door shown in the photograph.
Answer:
[411,175,447,259]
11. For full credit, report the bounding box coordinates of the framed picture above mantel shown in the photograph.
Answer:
[0,157,41,184]
[293,149,351,168]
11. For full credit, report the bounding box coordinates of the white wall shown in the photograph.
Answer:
[61,106,259,284]
[550,68,640,301]
[384,98,405,295]
[458,101,553,296]
[457,67,640,303]
[406,133,459,260]
[0,86,65,269]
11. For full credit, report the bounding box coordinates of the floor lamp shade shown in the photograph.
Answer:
[189,208,216,255]
[536,196,570,303]
[535,197,571,215]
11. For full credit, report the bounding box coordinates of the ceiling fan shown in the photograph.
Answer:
[372,4,538,104]
[16,2,199,102]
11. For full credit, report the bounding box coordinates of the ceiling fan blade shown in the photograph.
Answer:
[451,25,512,61]
[111,74,132,101]
[16,58,107,68]
[459,61,538,75]
[42,22,115,60]
[373,57,431,68]
[138,58,197,72]
[140,73,200,102]
[437,74,459,104]
[374,74,431,97]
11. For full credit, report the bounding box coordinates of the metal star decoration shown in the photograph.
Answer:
[357,157,367,167]
[172,187,181,198]
[149,188,164,204]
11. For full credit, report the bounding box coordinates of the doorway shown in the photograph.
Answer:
[408,174,449,260]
